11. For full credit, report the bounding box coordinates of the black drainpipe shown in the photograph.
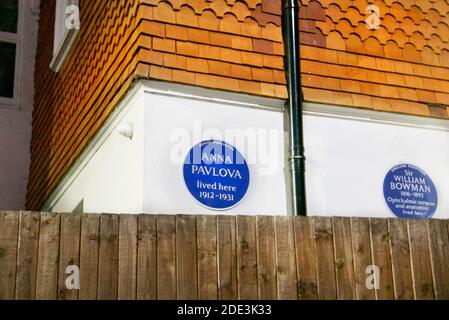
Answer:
[282,0,307,216]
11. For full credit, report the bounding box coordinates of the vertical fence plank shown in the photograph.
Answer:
[0,211,20,300]
[408,219,434,300]
[15,211,40,300]
[332,217,355,300]
[217,215,238,300]
[58,213,81,300]
[176,215,198,300]
[35,213,60,300]
[97,214,119,300]
[118,215,138,300]
[137,215,157,300]
[351,218,374,300]
[427,219,449,299]
[197,216,218,300]
[314,217,337,300]
[388,219,414,300]
[236,216,258,300]
[275,216,298,300]
[370,218,394,300]
[293,216,318,300]
[256,216,277,300]
[79,214,100,300]
[157,215,177,300]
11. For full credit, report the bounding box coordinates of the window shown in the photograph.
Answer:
[0,0,18,33]
[0,0,19,103]
[50,0,80,72]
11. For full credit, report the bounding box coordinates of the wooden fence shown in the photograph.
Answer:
[0,211,449,300]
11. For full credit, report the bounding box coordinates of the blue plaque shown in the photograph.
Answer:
[183,140,250,210]
[383,164,438,219]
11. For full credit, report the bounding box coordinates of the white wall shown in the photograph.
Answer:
[51,92,144,213]
[142,86,287,216]
[47,82,288,215]
[47,81,449,220]
[0,108,32,209]
[0,0,39,210]
[305,105,449,219]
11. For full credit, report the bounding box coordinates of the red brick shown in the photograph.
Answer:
[149,65,173,81]
[262,55,283,69]
[252,39,274,54]
[241,52,263,67]
[305,1,326,21]
[173,69,196,84]
[152,38,176,53]
[187,28,210,44]
[372,97,392,112]
[219,77,240,92]
[196,73,218,89]
[273,70,286,84]
[153,2,176,23]
[390,100,411,114]
[262,0,281,15]
[231,36,252,51]
[300,32,326,47]
[238,80,261,95]
[166,24,188,40]
[137,4,153,21]
[164,53,187,69]
[252,68,274,82]
[303,74,340,91]
[186,57,209,73]
[409,102,430,116]
[141,21,165,37]
[220,48,242,64]
[208,60,231,77]
[176,41,199,56]
[340,79,361,93]
[139,48,163,65]
[429,105,449,118]
[210,32,232,47]
[416,90,437,104]
[230,64,252,80]
[137,35,152,49]
[352,94,373,109]
[198,44,220,59]
[134,63,149,79]
[436,93,449,105]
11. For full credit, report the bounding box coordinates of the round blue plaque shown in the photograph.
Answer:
[383,164,438,219]
[183,140,250,210]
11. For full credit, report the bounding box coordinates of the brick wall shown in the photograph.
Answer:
[28,0,141,209]
[135,0,449,117]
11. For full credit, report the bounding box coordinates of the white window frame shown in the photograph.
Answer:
[0,0,22,107]
[49,0,80,72]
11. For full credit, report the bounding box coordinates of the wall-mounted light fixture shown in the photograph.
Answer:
[117,123,134,140]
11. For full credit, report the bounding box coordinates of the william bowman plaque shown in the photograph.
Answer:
[383,164,438,219]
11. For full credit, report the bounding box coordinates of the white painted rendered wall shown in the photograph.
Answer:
[47,81,449,219]
[141,84,287,216]
[50,90,145,214]
[48,82,287,215]
[0,0,39,210]
[304,105,449,219]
